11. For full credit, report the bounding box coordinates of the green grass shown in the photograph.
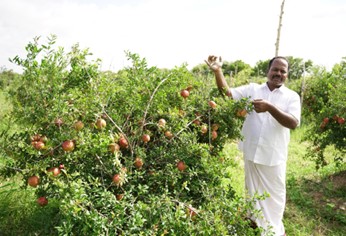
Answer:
[0,90,11,131]
[0,90,11,167]
[220,140,245,196]
[0,91,11,115]
[284,127,346,236]
[0,177,60,236]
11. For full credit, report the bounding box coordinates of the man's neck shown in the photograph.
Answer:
[266,82,283,91]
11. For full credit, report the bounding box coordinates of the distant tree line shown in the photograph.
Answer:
[0,56,319,91]
[191,56,314,81]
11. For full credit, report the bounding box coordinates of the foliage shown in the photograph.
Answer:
[251,59,269,77]
[302,59,346,168]
[286,56,314,81]
[222,60,252,77]
[0,68,21,89]
[2,123,345,235]
[191,63,210,77]
[1,36,261,235]
[191,59,252,79]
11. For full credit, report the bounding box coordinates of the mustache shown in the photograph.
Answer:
[272,75,282,79]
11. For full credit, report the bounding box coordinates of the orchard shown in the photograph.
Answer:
[1,35,345,235]
[0,36,258,235]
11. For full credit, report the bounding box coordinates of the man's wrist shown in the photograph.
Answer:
[213,67,222,74]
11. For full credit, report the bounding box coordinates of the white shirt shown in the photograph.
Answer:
[230,83,301,166]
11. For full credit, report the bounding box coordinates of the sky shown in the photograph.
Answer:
[1,0,346,73]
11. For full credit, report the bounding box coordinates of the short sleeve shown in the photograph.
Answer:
[230,83,255,100]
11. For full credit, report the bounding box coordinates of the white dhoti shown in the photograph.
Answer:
[244,159,286,236]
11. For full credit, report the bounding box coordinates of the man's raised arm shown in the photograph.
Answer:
[205,55,233,97]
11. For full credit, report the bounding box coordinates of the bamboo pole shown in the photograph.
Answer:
[275,0,286,56]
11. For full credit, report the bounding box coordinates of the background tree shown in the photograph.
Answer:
[0,68,20,89]
[286,56,314,80]
[191,63,210,77]
[222,60,252,78]
[252,59,270,77]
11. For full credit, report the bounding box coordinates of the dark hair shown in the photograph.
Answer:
[268,56,290,72]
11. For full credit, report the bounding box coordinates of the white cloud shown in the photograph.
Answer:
[1,0,345,73]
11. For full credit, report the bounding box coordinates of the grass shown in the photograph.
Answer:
[0,90,11,131]
[284,128,346,236]
[0,91,11,115]
[0,90,11,166]
[0,178,60,235]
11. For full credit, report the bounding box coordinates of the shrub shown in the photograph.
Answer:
[302,61,346,168]
[0,36,261,235]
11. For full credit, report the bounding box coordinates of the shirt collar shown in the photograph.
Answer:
[262,82,286,93]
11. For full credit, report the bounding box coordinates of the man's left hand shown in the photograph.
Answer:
[252,99,272,113]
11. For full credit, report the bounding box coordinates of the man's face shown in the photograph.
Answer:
[267,58,289,90]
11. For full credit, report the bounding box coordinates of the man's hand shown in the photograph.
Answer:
[252,99,299,129]
[205,55,232,97]
[205,55,223,72]
[252,99,271,113]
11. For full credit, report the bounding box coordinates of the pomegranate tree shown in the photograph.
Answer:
[2,38,253,235]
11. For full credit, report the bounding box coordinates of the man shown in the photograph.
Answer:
[205,55,301,236]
